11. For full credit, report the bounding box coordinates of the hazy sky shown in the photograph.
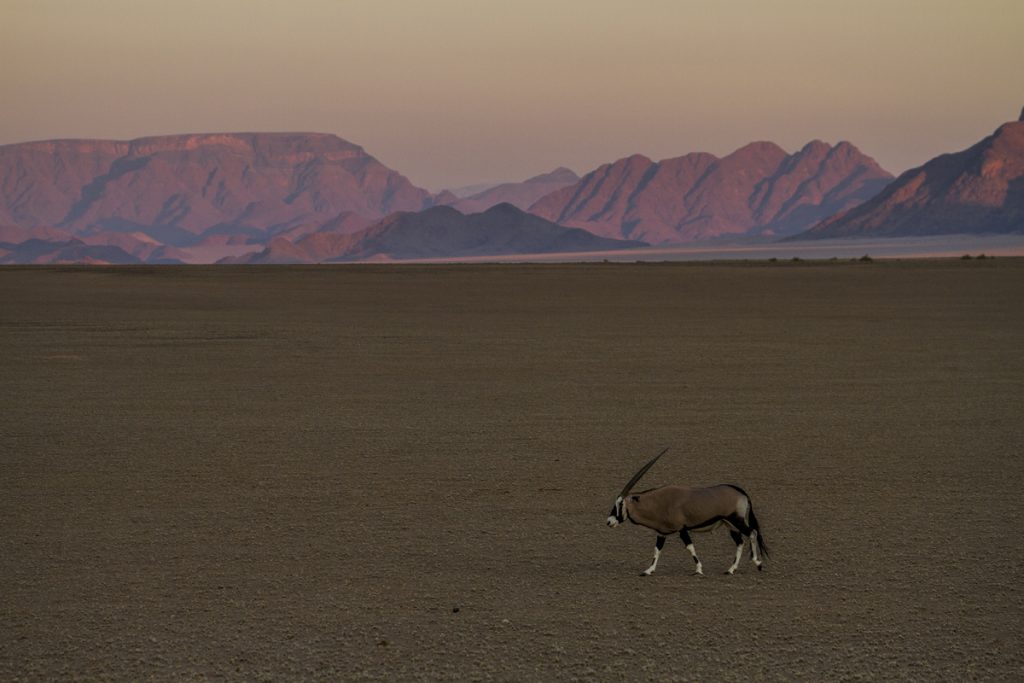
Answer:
[2,0,1021,190]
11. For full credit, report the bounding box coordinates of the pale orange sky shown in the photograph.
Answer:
[1,0,1021,190]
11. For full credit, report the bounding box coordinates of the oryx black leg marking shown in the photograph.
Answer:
[679,529,703,576]
[725,529,745,575]
[641,535,667,576]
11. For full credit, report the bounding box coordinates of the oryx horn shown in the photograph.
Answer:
[619,447,669,497]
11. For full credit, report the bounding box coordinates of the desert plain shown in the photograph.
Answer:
[1,259,1022,680]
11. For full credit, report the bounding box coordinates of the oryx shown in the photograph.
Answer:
[606,448,769,576]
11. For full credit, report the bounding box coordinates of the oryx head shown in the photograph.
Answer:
[607,447,668,527]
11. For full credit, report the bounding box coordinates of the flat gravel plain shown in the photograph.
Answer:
[1,260,1022,680]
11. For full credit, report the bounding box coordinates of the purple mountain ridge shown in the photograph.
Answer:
[527,141,893,243]
[793,111,1024,239]
[0,133,440,246]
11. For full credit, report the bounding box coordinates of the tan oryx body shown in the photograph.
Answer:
[623,485,749,535]
[607,449,769,577]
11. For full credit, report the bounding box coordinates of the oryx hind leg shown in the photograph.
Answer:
[734,499,764,570]
[679,529,703,576]
[641,535,666,576]
[749,528,763,570]
[725,529,745,575]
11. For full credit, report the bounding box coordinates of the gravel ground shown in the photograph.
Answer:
[2,260,1022,680]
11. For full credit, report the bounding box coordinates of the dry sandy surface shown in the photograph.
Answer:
[2,260,1022,680]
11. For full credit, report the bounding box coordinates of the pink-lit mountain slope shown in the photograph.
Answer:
[527,141,892,243]
[0,133,440,247]
[794,110,1024,239]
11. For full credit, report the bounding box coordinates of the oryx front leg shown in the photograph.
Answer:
[680,530,703,576]
[641,535,666,576]
[725,530,745,575]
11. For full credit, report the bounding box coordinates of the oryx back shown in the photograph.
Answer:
[627,484,748,535]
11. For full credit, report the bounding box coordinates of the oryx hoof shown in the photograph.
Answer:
[724,569,737,576]
[639,571,652,577]
[756,564,764,572]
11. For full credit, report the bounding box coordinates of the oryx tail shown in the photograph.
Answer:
[745,497,770,561]
[732,485,770,560]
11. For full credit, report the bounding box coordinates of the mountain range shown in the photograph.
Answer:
[527,141,892,243]
[794,111,1024,239]
[1,109,1021,263]
[0,132,437,244]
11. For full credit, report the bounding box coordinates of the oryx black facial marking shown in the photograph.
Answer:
[606,496,627,527]
[607,449,770,577]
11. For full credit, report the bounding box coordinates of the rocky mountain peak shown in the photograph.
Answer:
[794,115,1024,239]
[525,167,579,184]
[528,140,892,243]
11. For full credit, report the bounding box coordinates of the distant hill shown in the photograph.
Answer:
[230,203,646,263]
[793,111,1024,239]
[0,132,441,247]
[0,237,142,265]
[527,141,892,243]
[446,168,580,214]
[444,182,502,199]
